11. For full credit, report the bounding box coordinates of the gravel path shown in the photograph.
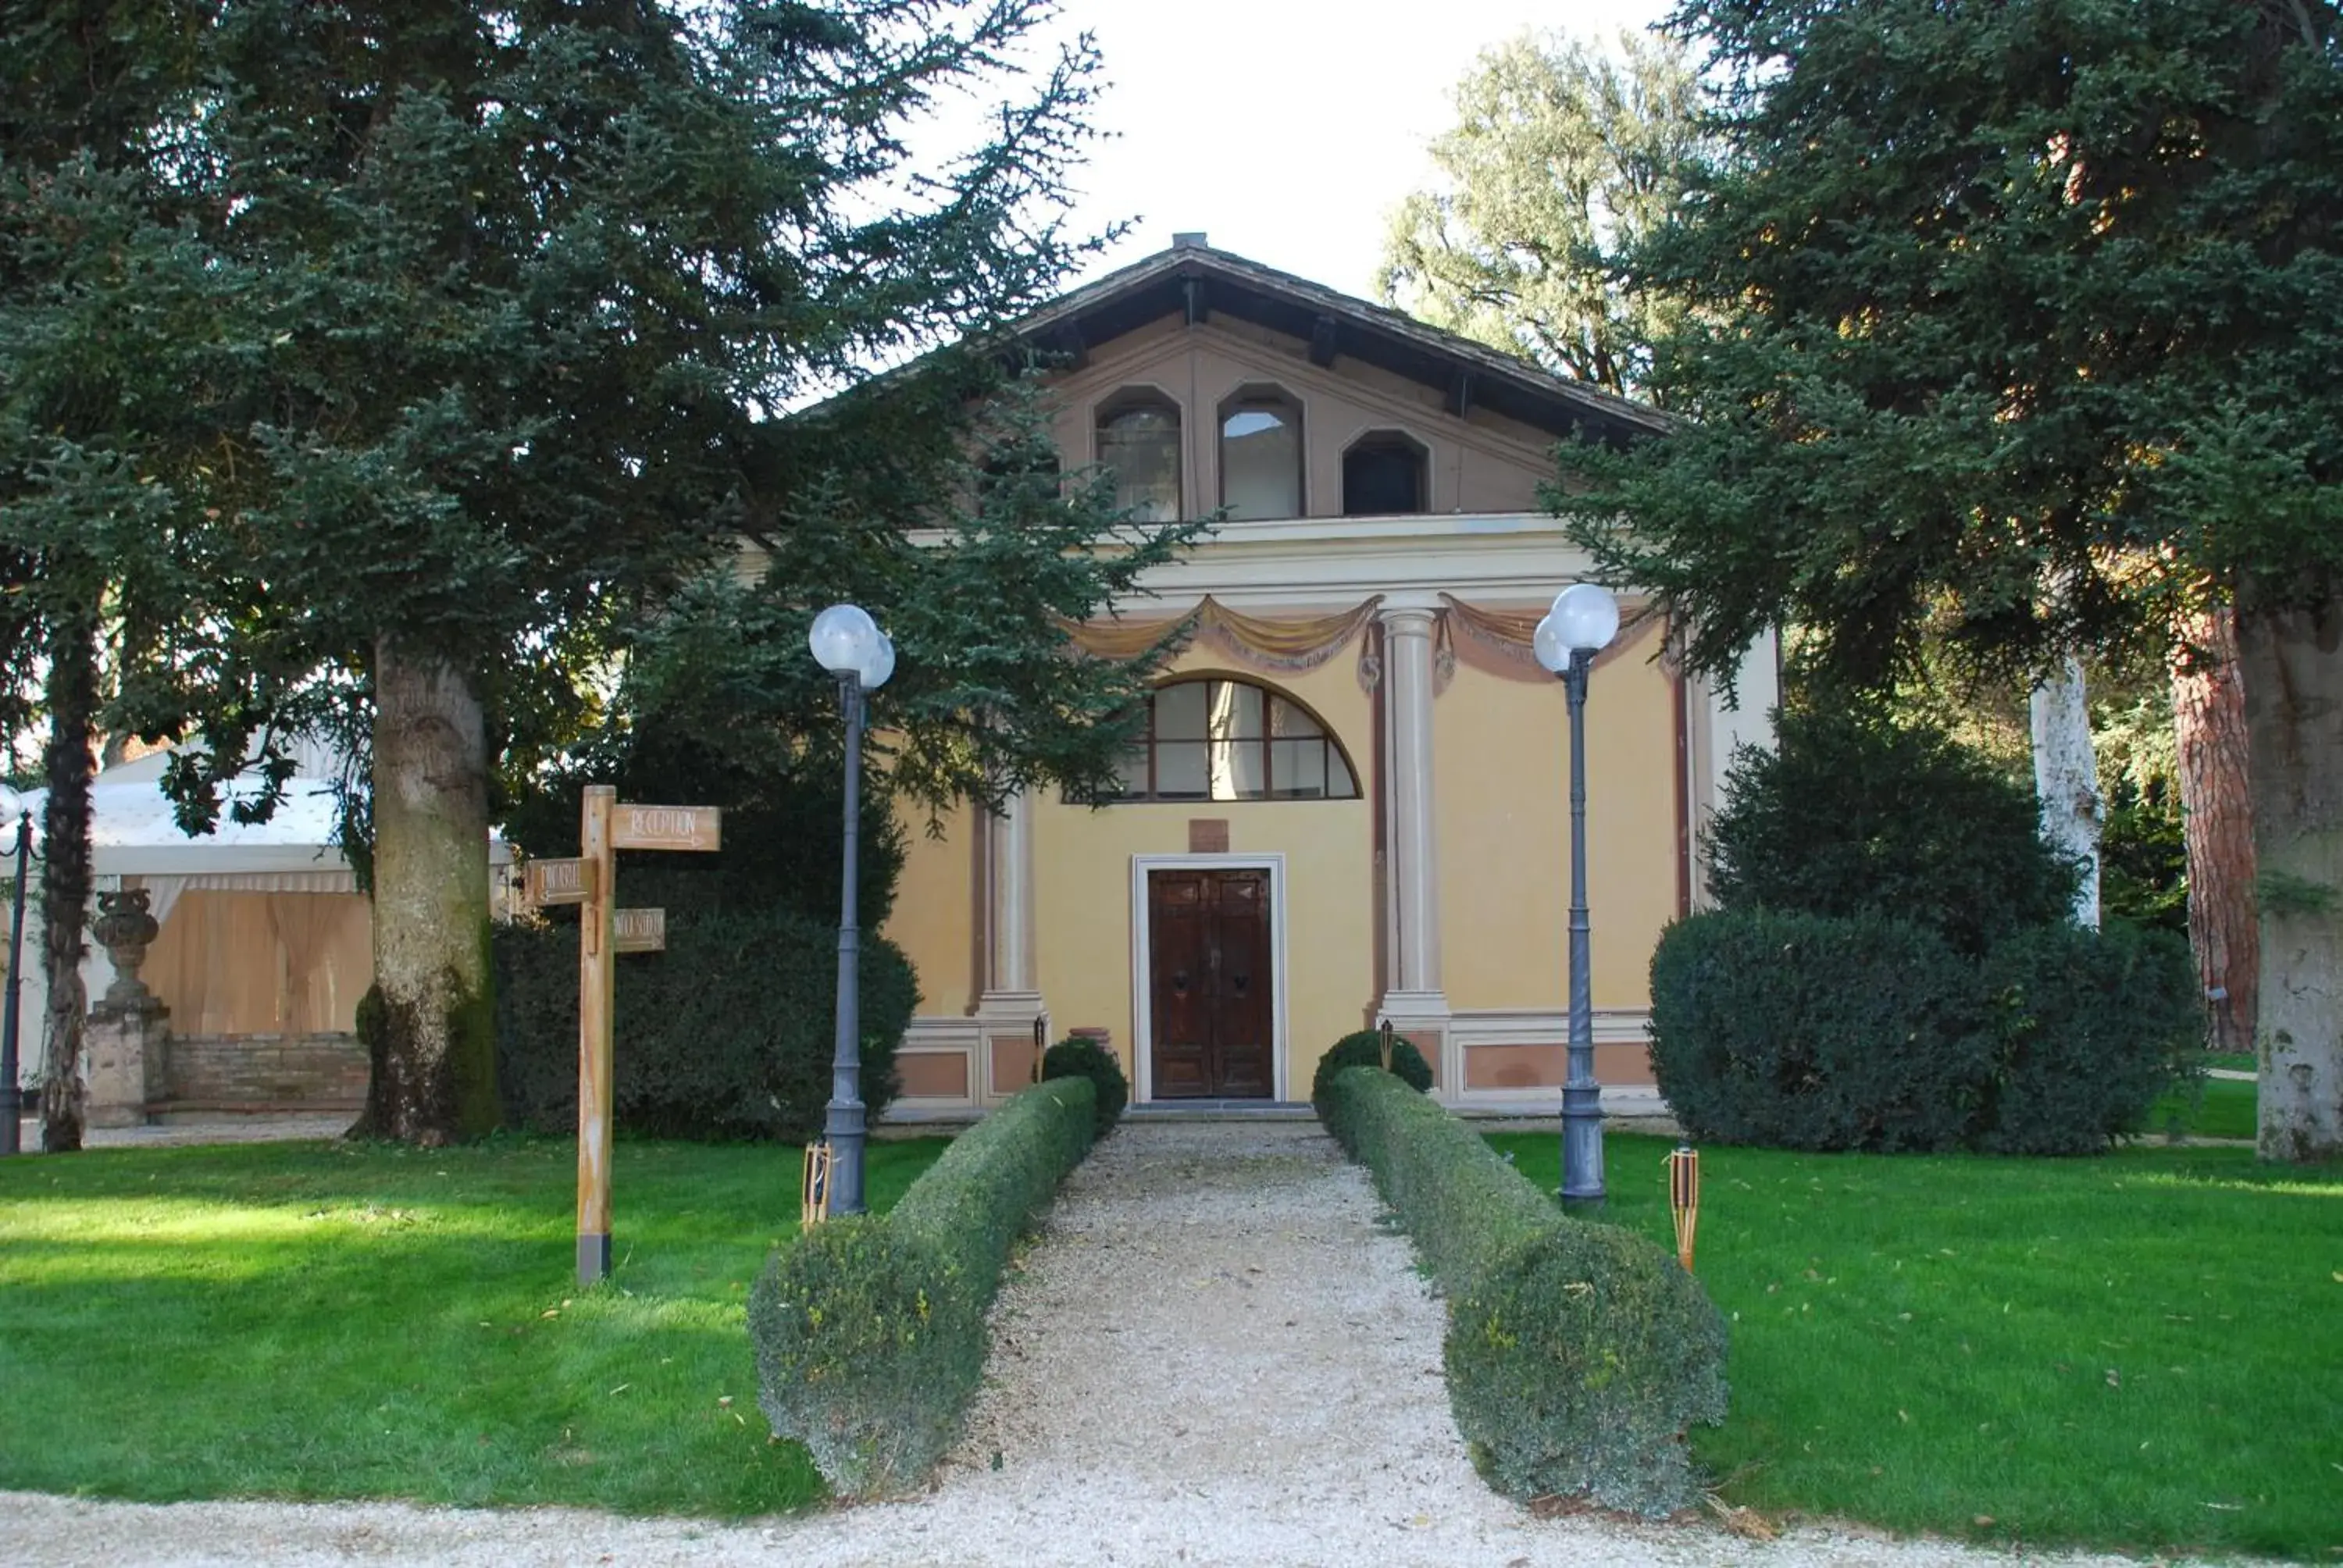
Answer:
[1,1121,2221,1566]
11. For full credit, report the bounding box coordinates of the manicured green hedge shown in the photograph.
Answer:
[1975,920,2202,1154]
[747,1077,1096,1495]
[1320,1067,1728,1515]
[1647,910,1989,1152]
[1649,909,2199,1154]
[493,906,915,1141]
[1041,1036,1127,1137]
[1310,1028,1435,1112]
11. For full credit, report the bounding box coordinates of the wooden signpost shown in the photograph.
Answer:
[569,784,719,1285]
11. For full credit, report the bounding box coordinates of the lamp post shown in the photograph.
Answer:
[1,812,28,1156]
[808,604,895,1217]
[1534,582,1620,1210]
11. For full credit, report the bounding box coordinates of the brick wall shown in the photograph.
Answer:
[163,1032,369,1108]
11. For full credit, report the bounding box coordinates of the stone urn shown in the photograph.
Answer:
[92,888,162,1012]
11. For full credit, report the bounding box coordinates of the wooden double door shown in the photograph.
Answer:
[1147,868,1275,1099]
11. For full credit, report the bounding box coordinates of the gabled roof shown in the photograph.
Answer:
[1015,240,1671,446]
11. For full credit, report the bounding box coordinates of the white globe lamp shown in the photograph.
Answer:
[1550,583,1620,656]
[860,633,895,692]
[808,604,879,677]
[1532,613,1569,674]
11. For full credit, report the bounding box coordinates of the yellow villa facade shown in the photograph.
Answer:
[879,240,1777,1114]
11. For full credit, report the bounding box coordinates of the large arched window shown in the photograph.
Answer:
[1218,388,1303,520]
[1111,677,1359,801]
[1343,430,1428,515]
[1096,392,1182,521]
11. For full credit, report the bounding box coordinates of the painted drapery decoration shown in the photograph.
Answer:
[1063,595,1386,672]
[1064,593,1664,693]
[1435,593,1664,690]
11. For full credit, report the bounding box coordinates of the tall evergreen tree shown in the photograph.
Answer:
[15,0,1121,1146]
[1379,27,1704,401]
[1558,0,2343,1160]
[0,2,226,1150]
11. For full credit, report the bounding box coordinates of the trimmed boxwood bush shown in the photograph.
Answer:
[747,1076,1096,1496]
[1320,1067,1727,1516]
[493,906,915,1141]
[1041,1036,1128,1137]
[1975,920,2201,1154]
[1649,908,2199,1154]
[1648,910,1989,1152]
[1705,700,2083,956]
[1310,1028,1434,1113]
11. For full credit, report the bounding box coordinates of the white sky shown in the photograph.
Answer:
[1042,0,1675,298]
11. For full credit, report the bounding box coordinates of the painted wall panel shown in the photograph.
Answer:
[1464,1041,1659,1089]
[1435,634,1680,1014]
[883,804,979,1019]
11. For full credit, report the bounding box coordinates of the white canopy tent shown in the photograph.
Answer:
[3,751,509,1085]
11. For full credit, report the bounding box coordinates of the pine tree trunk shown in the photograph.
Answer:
[2173,606,2257,1055]
[37,613,97,1153]
[2030,655,2101,928]
[2235,577,2343,1162]
[356,637,501,1144]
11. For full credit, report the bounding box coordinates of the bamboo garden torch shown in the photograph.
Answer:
[1667,1142,1700,1273]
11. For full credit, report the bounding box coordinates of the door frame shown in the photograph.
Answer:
[1129,853,1289,1105]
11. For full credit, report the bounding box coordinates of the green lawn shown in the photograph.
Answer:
[10,1124,2336,1556]
[1489,1131,2343,1561]
[2151,1075,2259,1142]
[0,1134,945,1515]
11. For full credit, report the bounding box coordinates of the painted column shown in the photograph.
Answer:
[988,787,1036,995]
[1384,607,1441,992]
[978,788,1047,1097]
[1377,604,1452,1086]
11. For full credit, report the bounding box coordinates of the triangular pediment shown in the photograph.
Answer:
[1015,242,1666,447]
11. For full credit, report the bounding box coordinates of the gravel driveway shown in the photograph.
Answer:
[1,1120,2218,1566]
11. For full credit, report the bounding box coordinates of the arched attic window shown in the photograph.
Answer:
[1111,676,1360,801]
[1343,430,1429,515]
[1219,387,1303,520]
[1096,391,1182,522]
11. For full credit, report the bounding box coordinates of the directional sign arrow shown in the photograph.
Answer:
[612,805,720,853]
[613,907,665,954]
[525,857,594,907]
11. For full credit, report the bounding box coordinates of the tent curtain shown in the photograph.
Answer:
[122,869,358,936]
